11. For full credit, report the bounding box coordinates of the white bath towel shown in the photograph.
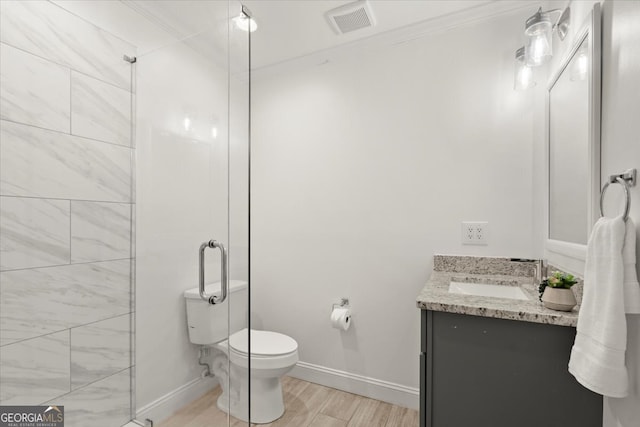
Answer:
[622,218,640,314]
[569,216,629,397]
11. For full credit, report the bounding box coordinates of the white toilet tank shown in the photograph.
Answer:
[184,280,248,345]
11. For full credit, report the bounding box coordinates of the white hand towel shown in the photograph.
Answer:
[568,216,629,397]
[622,218,640,314]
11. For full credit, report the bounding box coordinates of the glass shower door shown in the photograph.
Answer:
[134,1,250,426]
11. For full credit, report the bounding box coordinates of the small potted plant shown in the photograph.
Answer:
[539,271,577,311]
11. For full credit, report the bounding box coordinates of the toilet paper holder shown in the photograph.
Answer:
[331,298,350,312]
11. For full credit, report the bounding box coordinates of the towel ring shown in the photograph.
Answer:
[599,169,636,221]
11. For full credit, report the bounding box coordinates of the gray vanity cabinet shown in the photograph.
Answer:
[420,310,602,427]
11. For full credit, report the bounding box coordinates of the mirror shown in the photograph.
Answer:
[546,4,601,267]
[549,37,590,244]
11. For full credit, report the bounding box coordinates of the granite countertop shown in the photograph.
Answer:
[416,255,581,327]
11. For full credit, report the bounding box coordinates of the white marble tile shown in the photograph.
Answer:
[0,330,70,405]
[71,314,130,389]
[0,120,131,202]
[46,369,131,427]
[0,260,130,346]
[0,1,134,90]
[71,71,131,146]
[0,196,70,271]
[0,43,71,132]
[71,201,131,263]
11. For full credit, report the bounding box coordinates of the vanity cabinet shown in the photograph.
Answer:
[420,310,602,427]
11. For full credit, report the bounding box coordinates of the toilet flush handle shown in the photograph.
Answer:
[199,239,228,305]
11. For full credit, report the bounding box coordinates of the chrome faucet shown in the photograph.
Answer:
[535,259,548,284]
[510,258,548,284]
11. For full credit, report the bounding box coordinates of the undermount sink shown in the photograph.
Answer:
[448,281,529,301]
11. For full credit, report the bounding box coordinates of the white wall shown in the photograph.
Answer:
[600,1,640,425]
[251,8,540,405]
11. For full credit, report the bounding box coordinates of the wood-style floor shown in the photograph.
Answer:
[158,376,419,427]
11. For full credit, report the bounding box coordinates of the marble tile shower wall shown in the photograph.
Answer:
[0,2,135,427]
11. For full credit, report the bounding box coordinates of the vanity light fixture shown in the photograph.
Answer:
[524,6,571,66]
[514,47,535,90]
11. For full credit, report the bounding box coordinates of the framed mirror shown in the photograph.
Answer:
[545,4,601,272]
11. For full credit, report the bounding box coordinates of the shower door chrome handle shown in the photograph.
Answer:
[199,240,228,305]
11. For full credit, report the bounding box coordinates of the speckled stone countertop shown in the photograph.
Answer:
[416,255,581,327]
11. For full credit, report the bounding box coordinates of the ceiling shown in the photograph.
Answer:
[53,0,538,69]
[242,0,497,69]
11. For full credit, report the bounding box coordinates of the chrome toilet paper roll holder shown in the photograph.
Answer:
[331,298,350,312]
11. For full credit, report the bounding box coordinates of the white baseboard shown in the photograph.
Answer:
[136,376,218,424]
[289,361,419,410]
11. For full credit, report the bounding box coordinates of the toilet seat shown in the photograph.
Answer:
[230,328,298,355]
[218,328,298,370]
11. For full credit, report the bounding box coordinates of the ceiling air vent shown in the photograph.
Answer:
[325,0,376,35]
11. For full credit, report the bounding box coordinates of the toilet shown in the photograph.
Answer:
[184,280,298,424]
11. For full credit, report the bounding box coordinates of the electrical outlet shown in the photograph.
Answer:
[462,221,489,245]
[475,222,488,244]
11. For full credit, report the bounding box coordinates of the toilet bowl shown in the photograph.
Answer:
[184,281,298,424]
[213,328,298,424]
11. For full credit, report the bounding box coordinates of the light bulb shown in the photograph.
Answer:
[532,38,546,61]
[514,47,536,91]
[183,117,191,131]
[526,31,552,66]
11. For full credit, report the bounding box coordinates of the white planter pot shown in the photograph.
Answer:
[541,287,577,312]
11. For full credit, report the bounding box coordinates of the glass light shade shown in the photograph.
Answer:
[514,47,535,91]
[233,14,257,32]
[524,10,552,66]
